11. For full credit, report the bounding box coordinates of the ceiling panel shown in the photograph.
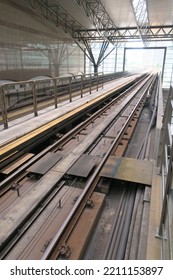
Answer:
[101,0,136,27]
[147,0,173,25]
[55,0,95,29]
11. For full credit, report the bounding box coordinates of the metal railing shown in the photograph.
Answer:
[0,72,106,129]
[157,84,173,259]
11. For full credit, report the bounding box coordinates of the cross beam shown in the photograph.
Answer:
[74,25,173,41]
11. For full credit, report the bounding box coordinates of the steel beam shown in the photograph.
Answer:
[130,0,149,45]
[75,0,122,45]
[28,0,117,72]
[74,25,173,41]
[28,0,94,63]
[26,1,173,74]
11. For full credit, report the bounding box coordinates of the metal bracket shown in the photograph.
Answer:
[155,227,167,240]
[11,182,20,197]
[41,238,52,252]
[73,196,79,204]
[86,198,94,208]
[59,244,71,258]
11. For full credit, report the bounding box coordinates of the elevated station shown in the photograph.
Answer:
[0,0,173,260]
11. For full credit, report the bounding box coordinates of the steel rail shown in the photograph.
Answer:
[0,74,148,195]
[0,79,147,254]
[104,186,128,259]
[0,73,155,259]
[124,187,143,259]
[0,182,65,259]
[103,75,159,260]
[0,74,142,166]
[41,74,156,259]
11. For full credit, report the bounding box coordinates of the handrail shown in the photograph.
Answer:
[0,72,106,129]
[158,84,173,259]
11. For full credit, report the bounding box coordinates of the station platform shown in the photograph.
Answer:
[0,75,137,160]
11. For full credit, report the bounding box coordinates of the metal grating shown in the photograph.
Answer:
[27,152,62,175]
[67,154,95,177]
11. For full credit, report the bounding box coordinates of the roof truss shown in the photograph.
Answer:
[28,0,117,70]
[130,0,149,45]
[75,0,123,45]
[27,0,173,73]
[74,25,173,41]
[28,1,173,43]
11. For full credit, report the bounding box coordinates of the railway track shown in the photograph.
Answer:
[85,74,159,260]
[0,73,142,172]
[0,73,144,174]
[0,72,158,259]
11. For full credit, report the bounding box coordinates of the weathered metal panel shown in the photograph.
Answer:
[100,156,153,186]
[67,154,95,177]
[1,153,34,174]
[27,152,62,175]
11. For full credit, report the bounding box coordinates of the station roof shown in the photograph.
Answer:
[54,0,173,29]
[49,0,173,43]
[0,0,173,48]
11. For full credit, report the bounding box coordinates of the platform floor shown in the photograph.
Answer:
[0,76,135,150]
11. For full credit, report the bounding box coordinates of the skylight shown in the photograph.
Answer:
[131,0,149,45]
[132,0,149,27]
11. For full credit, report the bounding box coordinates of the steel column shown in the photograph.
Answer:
[0,87,8,129]
[54,78,58,109]
[32,82,38,117]
[69,77,72,102]
[80,75,83,98]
